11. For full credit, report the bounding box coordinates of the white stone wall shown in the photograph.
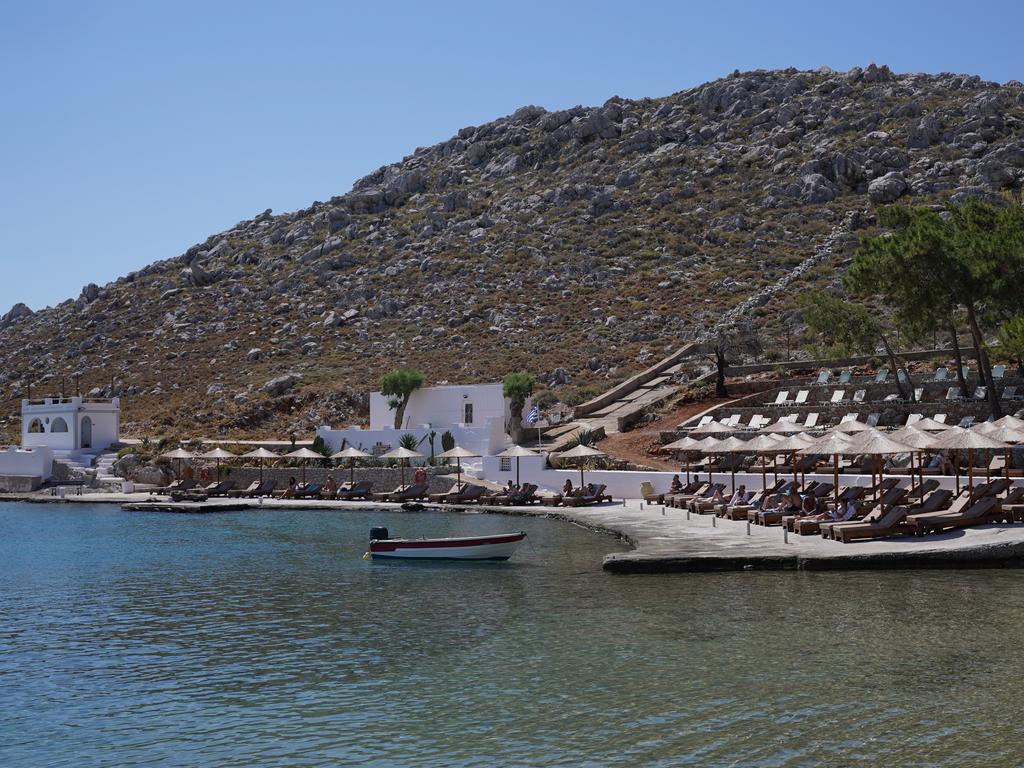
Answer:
[368,383,527,433]
[0,445,53,480]
[21,397,120,451]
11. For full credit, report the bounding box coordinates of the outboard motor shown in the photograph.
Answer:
[369,526,389,542]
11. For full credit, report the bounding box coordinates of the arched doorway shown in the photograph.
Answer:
[28,418,44,433]
[80,416,92,449]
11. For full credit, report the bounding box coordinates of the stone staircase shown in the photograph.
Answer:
[569,212,861,437]
[52,449,122,486]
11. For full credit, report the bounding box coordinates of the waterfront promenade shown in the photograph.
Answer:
[8,490,1024,574]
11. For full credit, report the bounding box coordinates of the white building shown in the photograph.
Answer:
[318,383,529,458]
[21,396,120,453]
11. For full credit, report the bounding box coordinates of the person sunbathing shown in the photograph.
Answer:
[783,488,803,512]
[669,475,683,494]
[282,476,299,498]
[323,476,338,496]
[727,484,750,507]
[562,479,574,495]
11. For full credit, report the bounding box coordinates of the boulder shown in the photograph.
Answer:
[868,172,908,204]
[796,173,838,203]
[263,372,301,397]
[0,302,33,327]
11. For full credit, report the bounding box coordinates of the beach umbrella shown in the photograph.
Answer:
[800,430,854,505]
[834,418,872,433]
[660,435,702,483]
[161,447,194,480]
[496,444,539,487]
[285,447,324,485]
[890,426,937,502]
[691,435,724,483]
[912,416,951,431]
[331,446,372,486]
[437,445,481,491]
[242,447,278,484]
[930,427,1008,493]
[381,446,425,488]
[745,433,784,492]
[558,444,606,489]
[199,447,235,481]
[693,420,735,435]
[972,423,1024,482]
[710,435,750,494]
[769,432,816,486]
[993,414,1024,432]
[843,429,914,502]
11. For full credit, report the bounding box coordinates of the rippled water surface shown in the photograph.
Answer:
[2,502,1024,767]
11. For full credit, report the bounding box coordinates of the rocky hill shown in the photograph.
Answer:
[2,64,1023,441]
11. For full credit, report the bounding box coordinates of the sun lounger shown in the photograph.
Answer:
[958,416,975,428]
[803,413,819,428]
[838,371,852,385]
[833,505,916,543]
[690,416,714,430]
[375,483,429,503]
[203,480,236,497]
[874,369,889,384]
[830,390,846,404]
[814,370,831,386]
[794,390,810,404]
[292,483,323,499]
[436,485,487,504]
[724,414,741,427]
[640,481,664,505]
[973,386,987,401]
[562,484,609,507]
[335,480,373,500]
[913,496,1004,534]
[906,413,922,426]
[852,389,866,404]
[155,479,197,494]
[993,364,1006,379]
[914,387,923,401]
[933,368,948,382]
[1001,386,1018,401]
[934,413,947,424]
[866,413,881,427]
[883,393,901,403]
[229,480,261,497]
[771,390,790,407]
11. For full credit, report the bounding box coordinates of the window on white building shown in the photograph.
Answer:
[500,457,511,472]
[464,403,473,424]
[51,417,69,433]
[28,418,44,433]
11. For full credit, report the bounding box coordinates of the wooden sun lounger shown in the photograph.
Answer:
[335,481,373,499]
[913,496,1004,534]
[562,484,610,507]
[833,505,916,543]
[430,485,487,504]
[378,483,429,502]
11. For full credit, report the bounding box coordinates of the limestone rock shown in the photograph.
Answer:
[868,172,908,204]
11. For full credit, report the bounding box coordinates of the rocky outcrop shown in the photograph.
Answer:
[1,66,1023,440]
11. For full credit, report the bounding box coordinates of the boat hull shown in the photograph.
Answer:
[369,532,526,561]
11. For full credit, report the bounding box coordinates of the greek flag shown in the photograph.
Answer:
[526,405,540,424]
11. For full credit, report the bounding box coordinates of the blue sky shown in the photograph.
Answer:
[1,0,1021,312]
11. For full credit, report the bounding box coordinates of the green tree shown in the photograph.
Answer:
[399,433,419,450]
[998,317,1024,377]
[440,430,455,452]
[800,291,918,401]
[848,200,1024,417]
[381,369,425,429]
[503,372,536,443]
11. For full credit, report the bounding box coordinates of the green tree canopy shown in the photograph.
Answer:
[381,369,425,429]
[503,372,536,442]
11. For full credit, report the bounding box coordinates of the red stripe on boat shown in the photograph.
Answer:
[370,532,525,552]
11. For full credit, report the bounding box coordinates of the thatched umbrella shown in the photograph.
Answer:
[768,432,815,486]
[381,446,424,488]
[660,435,703,483]
[993,414,1024,431]
[760,419,805,433]
[913,416,951,431]
[331,446,372,486]
[691,435,725,483]
[437,445,480,491]
[929,427,1007,494]
[496,445,539,487]
[161,447,195,480]
[843,429,913,501]
[834,418,872,433]
[199,447,235,481]
[242,447,278,484]
[799,430,854,505]
[710,435,751,494]
[285,447,324,485]
[889,425,936,502]
[558,444,606,489]
[744,433,783,493]
[693,420,735,435]
[972,423,1024,481]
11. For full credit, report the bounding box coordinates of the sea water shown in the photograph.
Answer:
[1,501,1022,767]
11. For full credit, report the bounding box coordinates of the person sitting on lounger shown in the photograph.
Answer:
[783,488,803,512]
[761,493,784,512]
[669,475,683,494]
[282,476,299,498]
[413,467,428,486]
[728,485,750,507]
[800,494,818,516]
[323,475,337,496]
[562,479,574,495]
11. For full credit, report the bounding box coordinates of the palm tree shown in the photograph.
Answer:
[503,372,536,444]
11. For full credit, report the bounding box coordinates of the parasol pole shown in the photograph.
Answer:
[457,456,463,492]
[760,455,767,494]
[833,453,839,506]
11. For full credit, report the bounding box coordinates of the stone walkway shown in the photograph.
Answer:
[9,491,1024,574]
